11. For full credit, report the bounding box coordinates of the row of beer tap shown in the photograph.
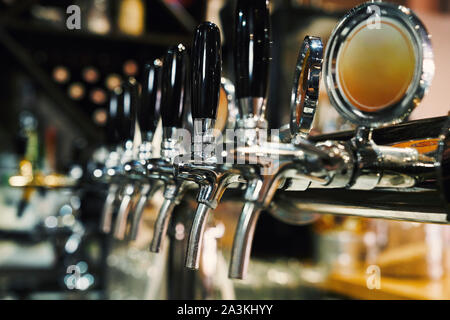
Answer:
[90,0,445,280]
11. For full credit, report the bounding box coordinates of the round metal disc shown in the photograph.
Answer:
[290,36,323,141]
[324,2,434,127]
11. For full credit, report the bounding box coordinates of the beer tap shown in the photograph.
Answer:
[112,78,142,239]
[123,60,164,241]
[95,78,137,236]
[80,0,450,295]
[227,0,279,280]
[148,44,191,253]
[175,22,244,270]
[228,0,440,279]
[99,87,128,234]
[227,0,332,279]
[179,1,337,276]
[233,0,271,146]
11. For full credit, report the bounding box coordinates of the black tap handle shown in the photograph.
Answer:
[139,60,162,139]
[105,89,122,147]
[118,78,139,143]
[160,44,187,128]
[234,0,271,100]
[191,22,222,120]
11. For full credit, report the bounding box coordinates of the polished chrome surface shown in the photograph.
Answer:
[177,163,243,269]
[324,2,435,127]
[150,197,178,253]
[185,203,210,269]
[229,201,261,279]
[228,143,340,279]
[286,201,448,224]
[145,125,187,249]
[150,181,190,253]
[127,182,159,241]
[193,118,217,162]
[268,201,320,226]
[437,117,450,215]
[236,97,267,128]
[220,77,239,131]
[235,97,269,147]
[89,1,448,288]
[290,36,323,142]
[100,183,120,234]
[113,183,135,239]
[161,127,183,161]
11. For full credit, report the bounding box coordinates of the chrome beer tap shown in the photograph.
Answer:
[224,0,277,279]
[174,22,245,270]
[227,0,330,279]
[228,0,441,279]
[175,0,338,278]
[99,86,131,234]
[121,60,164,241]
[148,44,193,253]
[111,78,143,240]
[233,0,271,147]
[227,30,362,277]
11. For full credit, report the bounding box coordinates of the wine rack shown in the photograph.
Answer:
[0,0,206,148]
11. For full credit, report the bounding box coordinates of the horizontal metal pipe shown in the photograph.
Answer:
[309,116,448,144]
[274,189,449,224]
[284,202,448,224]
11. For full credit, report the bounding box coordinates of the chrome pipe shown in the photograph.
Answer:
[100,183,120,234]
[150,182,188,253]
[228,202,262,279]
[185,203,210,269]
[228,166,294,280]
[113,183,135,240]
[283,202,448,224]
[274,189,449,224]
[127,183,159,241]
[150,198,178,253]
[184,170,242,269]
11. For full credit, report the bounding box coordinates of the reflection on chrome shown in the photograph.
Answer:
[89,1,448,286]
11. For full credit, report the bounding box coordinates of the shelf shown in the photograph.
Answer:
[0,19,192,48]
[307,269,450,300]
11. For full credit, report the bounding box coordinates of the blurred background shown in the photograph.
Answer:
[0,0,449,300]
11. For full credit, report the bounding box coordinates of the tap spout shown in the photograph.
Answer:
[229,202,262,279]
[127,182,160,241]
[150,182,187,253]
[100,183,120,233]
[229,171,286,279]
[185,169,241,269]
[113,184,135,239]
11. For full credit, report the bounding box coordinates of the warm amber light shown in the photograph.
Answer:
[214,87,229,135]
[337,19,416,113]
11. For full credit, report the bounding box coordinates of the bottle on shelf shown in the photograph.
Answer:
[118,0,146,36]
